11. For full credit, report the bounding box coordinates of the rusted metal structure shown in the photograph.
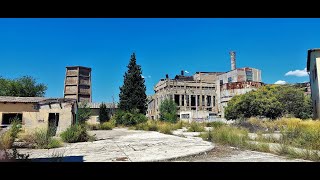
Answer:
[64,66,92,102]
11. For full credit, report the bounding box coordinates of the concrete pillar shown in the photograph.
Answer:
[179,94,182,108]
[199,94,202,110]
[184,94,187,111]
[189,95,191,109]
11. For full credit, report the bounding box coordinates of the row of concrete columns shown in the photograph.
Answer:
[171,94,215,108]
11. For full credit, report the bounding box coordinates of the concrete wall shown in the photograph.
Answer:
[87,109,100,124]
[309,51,320,119]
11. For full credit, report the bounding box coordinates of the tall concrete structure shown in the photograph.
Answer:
[147,51,263,121]
[230,51,236,70]
[64,66,92,102]
[307,48,320,119]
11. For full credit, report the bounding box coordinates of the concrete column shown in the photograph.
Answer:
[199,95,202,110]
[179,94,182,107]
[196,95,198,109]
[184,94,187,111]
[189,95,191,109]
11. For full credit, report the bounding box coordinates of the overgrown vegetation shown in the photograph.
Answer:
[225,85,312,120]
[206,121,225,129]
[0,120,29,161]
[159,98,178,123]
[0,76,47,97]
[132,120,184,134]
[99,103,110,123]
[187,122,205,132]
[60,124,92,143]
[19,128,62,149]
[113,110,147,126]
[100,120,116,130]
[77,102,92,124]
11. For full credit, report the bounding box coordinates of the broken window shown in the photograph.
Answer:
[181,95,184,106]
[213,96,216,106]
[202,95,205,106]
[186,95,189,106]
[2,113,22,125]
[207,96,211,106]
[174,94,180,106]
[191,95,196,106]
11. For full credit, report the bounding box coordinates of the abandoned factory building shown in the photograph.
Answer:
[147,51,263,121]
[0,96,77,135]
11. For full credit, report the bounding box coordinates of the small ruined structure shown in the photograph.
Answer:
[64,66,92,102]
[0,96,77,135]
[81,102,118,124]
[147,51,263,121]
[306,48,320,119]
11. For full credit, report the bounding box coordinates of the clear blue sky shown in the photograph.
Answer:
[0,18,317,102]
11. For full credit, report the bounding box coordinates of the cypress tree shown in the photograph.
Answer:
[119,53,147,114]
[99,103,110,122]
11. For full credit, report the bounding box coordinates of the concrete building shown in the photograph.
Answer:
[64,66,92,102]
[147,51,263,121]
[307,48,320,119]
[0,96,77,135]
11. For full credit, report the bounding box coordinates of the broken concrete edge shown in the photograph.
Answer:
[149,145,215,162]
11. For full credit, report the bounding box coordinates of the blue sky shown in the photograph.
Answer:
[0,18,317,102]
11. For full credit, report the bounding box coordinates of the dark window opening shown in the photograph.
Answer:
[186,95,189,106]
[207,96,212,106]
[191,95,196,106]
[181,95,184,106]
[220,80,223,86]
[202,95,205,106]
[2,113,22,125]
[174,94,180,106]
[197,95,200,106]
[213,96,216,106]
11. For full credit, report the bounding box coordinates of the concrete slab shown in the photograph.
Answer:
[17,128,214,162]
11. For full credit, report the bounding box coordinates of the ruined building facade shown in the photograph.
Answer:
[147,52,263,121]
[64,66,92,102]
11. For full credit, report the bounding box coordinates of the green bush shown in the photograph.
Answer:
[0,119,22,150]
[159,99,178,123]
[187,122,205,132]
[114,110,147,126]
[21,128,62,149]
[100,121,115,130]
[158,123,173,134]
[47,138,62,149]
[60,124,89,143]
[206,121,224,129]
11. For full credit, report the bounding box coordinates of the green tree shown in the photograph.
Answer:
[224,84,312,120]
[77,102,91,124]
[159,98,178,123]
[119,53,147,114]
[0,76,47,97]
[99,103,110,123]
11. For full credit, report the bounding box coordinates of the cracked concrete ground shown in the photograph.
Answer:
[16,128,309,162]
[17,128,213,162]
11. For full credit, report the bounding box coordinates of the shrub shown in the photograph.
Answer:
[158,123,173,134]
[187,122,205,132]
[47,138,62,149]
[0,119,22,149]
[209,126,248,148]
[100,121,115,130]
[19,128,62,149]
[206,121,224,129]
[86,123,100,130]
[159,99,178,123]
[60,124,89,143]
[114,110,147,126]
